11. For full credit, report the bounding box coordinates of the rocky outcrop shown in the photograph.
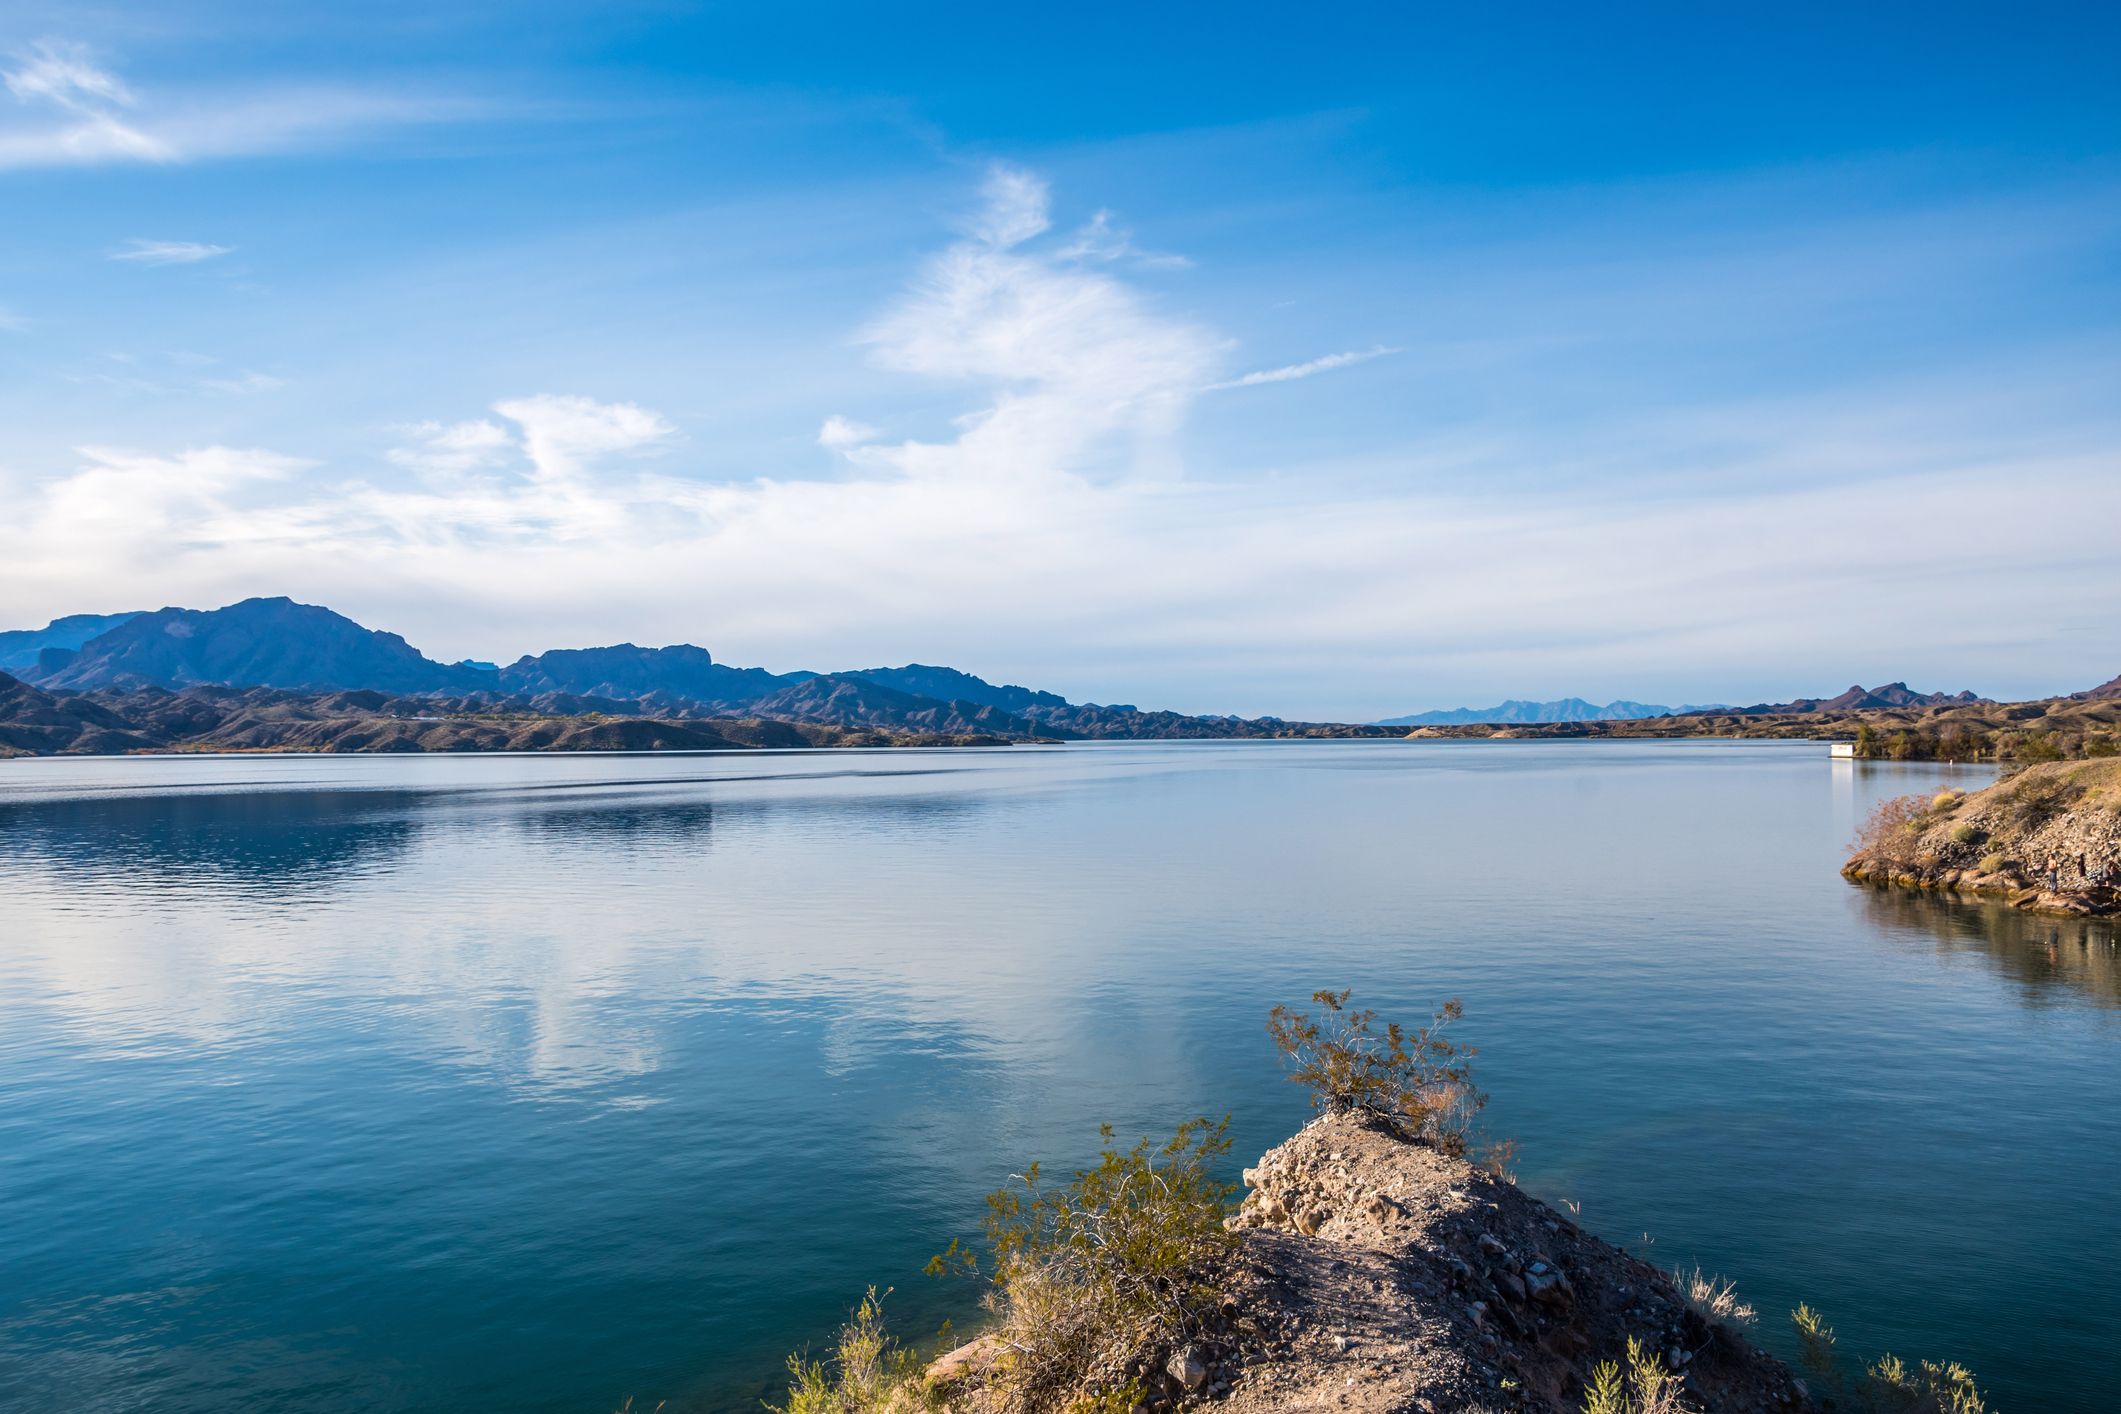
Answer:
[1843,759,2121,917]
[932,1113,1806,1413]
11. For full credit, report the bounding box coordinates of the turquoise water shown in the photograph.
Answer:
[1,741,2114,1412]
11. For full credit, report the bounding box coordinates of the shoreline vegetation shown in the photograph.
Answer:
[1402,696,2119,764]
[1844,759,2121,919]
[737,994,1989,1414]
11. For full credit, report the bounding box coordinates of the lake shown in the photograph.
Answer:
[1,741,2114,1412]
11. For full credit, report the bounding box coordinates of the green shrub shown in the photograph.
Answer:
[1977,853,2007,874]
[2013,732,2066,764]
[1581,1335,1692,1414]
[1930,791,1961,811]
[1266,989,1485,1155]
[928,1118,1236,1413]
[1792,1303,1990,1414]
[1947,822,1983,845]
[770,1287,931,1414]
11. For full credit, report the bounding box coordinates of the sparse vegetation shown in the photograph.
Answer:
[1792,1303,1990,1414]
[770,1288,933,1414]
[1266,988,1485,1155]
[1672,1265,1756,1327]
[1581,1335,1694,1413]
[1851,794,1936,869]
[925,1117,1237,1413]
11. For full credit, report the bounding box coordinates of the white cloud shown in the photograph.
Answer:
[817,414,879,450]
[3,39,134,109]
[969,164,1051,249]
[388,418,515,477]
[1210,345,1401,390]
[858,172,1218,486]
[110,239,234,265]
[0,38,480,171]
[2,165,2115,711]
[491,393,673,483]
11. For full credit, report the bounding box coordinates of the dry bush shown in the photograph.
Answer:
[1266,989,1485,1156]
[1851,795,1932,867]
[1581,1336,1694,1414]
[928,1118,1237,1413]
[1671,1265,1755,1327]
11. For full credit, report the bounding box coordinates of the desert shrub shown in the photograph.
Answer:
[1993,772,2086,833]
[1976,853,2007,874]
[1929,791,1961,811]
[2085,735,2118,758]
[1581,1335,1693,1414]
[1946,822,1983,845]
[1792,1304,1989,1414]
[928,1118,1236,1413]
[1671,1265,1755,1327]
[771,1287,931,1414]
[1851,795,1931,866]
[1266,989,1484,1155]
[2012,732,2065,764]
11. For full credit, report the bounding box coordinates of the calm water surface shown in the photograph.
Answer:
[1,741,2115,1412]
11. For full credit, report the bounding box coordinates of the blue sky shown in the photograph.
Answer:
[2,2,2117,717]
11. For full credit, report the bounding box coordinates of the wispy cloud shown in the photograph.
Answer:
[817,414,879,450]
[0,37,482,171]
[1059,209,1192,269]
[196,370,284,395]
[968,164,1052,249]
[1209,345,1401,390]
[110,238,234,265]
[0,305,26,332]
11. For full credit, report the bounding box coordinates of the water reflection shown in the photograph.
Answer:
[2,744,2117,1414]
[0,788,429,894]
[1858,886,2121,1007]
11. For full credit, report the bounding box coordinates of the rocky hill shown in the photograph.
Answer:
[847,663,1069,715]
[1729,681,1988,715]
[495,642,808,706]
[0,672,1018,755]
[30,598,490,695]
[1843,758,2121,917]
[930,1112,1807,1413]
[1402,691,2121,761]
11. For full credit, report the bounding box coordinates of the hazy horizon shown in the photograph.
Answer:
[4,3,2117,719]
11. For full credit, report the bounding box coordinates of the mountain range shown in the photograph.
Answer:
[1377,697,1725,726]
[0,597,2083,758]
[1380,682,1988,726]
[0,597,1401,751]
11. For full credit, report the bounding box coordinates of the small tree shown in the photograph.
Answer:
[1266,989,1484,1155]
[928,1118,1237,1412]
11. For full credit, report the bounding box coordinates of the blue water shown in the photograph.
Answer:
[0,742,2114,1412]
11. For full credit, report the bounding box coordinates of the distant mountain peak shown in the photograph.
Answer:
[1377,697,1676,726]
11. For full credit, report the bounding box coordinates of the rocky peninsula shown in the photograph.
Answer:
[851,1113,1812,1413]
[1843,758,2121,918]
